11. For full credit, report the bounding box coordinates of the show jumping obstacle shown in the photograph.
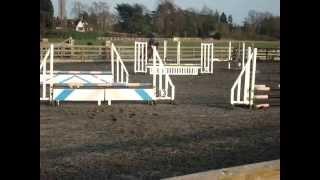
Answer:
[230,46,273,108]
[213,41,246,70]
[151,46,175,100]
[134,41,148,73]
[134,40,215,75]
[134,40,248,75]
[230,47,257,107]
[233,41,246,70]
[40,43,175,106]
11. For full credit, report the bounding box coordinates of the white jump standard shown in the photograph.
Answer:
[212,41,246,70]
[40,43,175,105]
[230,46,271,108]
[230,47,257,107]
[134,41,148,73]
[200,43,214,74]
[134,41,215,75]
[151,46,175,100]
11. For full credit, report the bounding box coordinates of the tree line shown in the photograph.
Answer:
[40,0,280,40]
[40,0,54,35]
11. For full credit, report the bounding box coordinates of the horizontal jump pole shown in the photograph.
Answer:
[52,82,153,89]
[147,64,201,67]
[255,104,270,108]
[255,86,271,91]
[254,95,269,99]
[40,97,50,101]
[212,58,230,62]
[255,84,266,88]
[45,71,113,75]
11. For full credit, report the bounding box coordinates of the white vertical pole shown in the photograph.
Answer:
[49,44,54,102]
[211,44,214,73]
[244,47,252,104]
[228,41,231,60]
[141,43,144,72]
[177,41,181,65]
[140,43,143,72]
[242,42,245,70]
[204,44,207,70]
[165,75,168,97]
[207,44,210,70]
[159,50,163,94]
[137,43,140,72]
[134,42,137,73]
[116,56,119,83]
[145,42,148,73]
[145,43,147,71]
[152,46,156,89]
[164,40,167,63]
[50,44,53,77]
[42,49,46,99]
[200,44,203,72]
[144,43,147,71]
[228,41,231,69]
[209,44,211,72]
[121,66,123,83]
[249,48,257,107]
[211,44,213,61]
[111,44,114,81]
[204,45,207,72]
[172,85,175,100]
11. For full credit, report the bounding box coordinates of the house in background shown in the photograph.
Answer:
[75,17,93,32]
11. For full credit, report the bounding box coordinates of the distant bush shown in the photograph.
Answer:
[44,30,104,40]
[212,32,222,40]
[103,32,110,37]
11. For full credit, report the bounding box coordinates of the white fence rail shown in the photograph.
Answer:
[40,44,279,62]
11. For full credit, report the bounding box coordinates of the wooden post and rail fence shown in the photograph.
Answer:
[40,43,280,63]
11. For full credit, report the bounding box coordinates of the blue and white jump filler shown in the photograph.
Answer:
[40,43,175,105]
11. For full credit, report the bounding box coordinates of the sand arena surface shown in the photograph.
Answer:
[40,61,280,179]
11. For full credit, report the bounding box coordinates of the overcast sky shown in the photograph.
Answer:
[52,0,280,25]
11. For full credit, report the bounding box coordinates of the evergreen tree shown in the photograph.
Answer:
[220,12,227,24]
[40,0,54,30]
[228,15,233,24]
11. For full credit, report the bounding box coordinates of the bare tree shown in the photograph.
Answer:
[89,1,113,31]
[71,0,88,19]
[244,10,274,37]
[155,0,179,36]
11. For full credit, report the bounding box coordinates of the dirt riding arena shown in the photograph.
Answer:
[40,61,280,179]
